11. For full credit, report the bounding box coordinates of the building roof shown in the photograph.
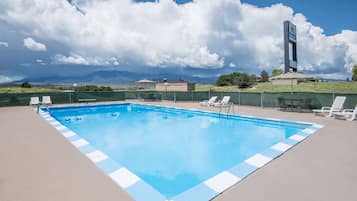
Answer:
[135,79,156,83]
[271,72,314,80]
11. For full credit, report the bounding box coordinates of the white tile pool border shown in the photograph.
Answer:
[38,103,323,201]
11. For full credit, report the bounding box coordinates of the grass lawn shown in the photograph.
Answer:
[195,84,240,92]
[196,82,357,93]
[0,86,62,93]
[1,82,357,93]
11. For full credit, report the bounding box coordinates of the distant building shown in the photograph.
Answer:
[156,82,195,91]
[271,72,314,85]
[135,79,156,89]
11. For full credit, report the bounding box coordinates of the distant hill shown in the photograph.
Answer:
[13,70,217,85]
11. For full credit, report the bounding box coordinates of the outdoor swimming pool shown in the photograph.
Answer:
[42,103,322,201]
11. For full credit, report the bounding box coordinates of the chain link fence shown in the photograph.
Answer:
[0,91,125,107]
[0,91,356,109]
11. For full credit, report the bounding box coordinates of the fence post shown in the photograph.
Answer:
[261,92,264,108]
[74,90,77,103]
[238,91,241,105]
[208,89,211,99]
[332,92,335,104]
[174,92,176,103]
[191,91,194,102]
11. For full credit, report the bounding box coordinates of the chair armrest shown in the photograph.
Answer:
[343,109,354,112]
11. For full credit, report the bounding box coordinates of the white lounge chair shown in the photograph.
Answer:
[200,96,218,107]
[29,97,40,106]
[213,96,231,107]
[42,96,52,106]
[312,96,346,117]
[334,105,357,121]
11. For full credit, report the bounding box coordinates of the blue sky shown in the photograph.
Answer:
[0,0,356,83]
[242,0,357,35]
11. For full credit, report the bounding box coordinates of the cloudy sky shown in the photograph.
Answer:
[0,0,356,83]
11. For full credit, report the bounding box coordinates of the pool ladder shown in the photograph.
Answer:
[219,102,234,118]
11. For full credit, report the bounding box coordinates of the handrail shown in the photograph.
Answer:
[219,102,235,118]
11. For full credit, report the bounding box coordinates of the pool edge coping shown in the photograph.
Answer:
[37,102,324,201]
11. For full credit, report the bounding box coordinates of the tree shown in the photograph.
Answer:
[77,85,113,91]
[21,81,31,88]
[232,73,253,88]
[272,69,283,77]
[260,70,269,82]
[352,65,357,81]
[216,74,233,86]
[250,74,258,82]
[216,72,257,88]
[99,86,113,91]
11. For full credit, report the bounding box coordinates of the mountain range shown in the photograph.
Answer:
[14,70,217,85]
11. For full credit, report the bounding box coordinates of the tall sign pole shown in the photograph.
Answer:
[284,21,297,73]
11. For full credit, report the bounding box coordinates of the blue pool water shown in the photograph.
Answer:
[49,103,308,197]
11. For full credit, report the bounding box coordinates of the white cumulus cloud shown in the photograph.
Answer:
[23,37,47,51]
[54,54,89,65]
[0,41,9,47]
[54,53,120,66]
[0,75,22,83]
[0,0,356,78]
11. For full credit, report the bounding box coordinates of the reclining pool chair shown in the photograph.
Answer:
[312,96,346,117]
[213,96,231,107]
[29,97,40,106]
[42,96,52,106]
[334,104,357,121]
[200,96,218,107]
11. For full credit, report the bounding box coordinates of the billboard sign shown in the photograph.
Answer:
[288,22,297,42]
[284,21,298,73]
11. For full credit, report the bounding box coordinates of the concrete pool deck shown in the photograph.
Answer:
[0,101,356,201]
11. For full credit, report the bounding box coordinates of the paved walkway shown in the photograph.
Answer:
[0,101,356,201]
